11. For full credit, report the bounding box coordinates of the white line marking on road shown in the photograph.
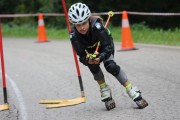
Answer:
[6,74,28,120]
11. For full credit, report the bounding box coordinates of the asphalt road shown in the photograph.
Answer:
[0,38,180,120]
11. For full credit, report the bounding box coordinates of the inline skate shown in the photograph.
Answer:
[100,85,116,110]
[127,87,148,109]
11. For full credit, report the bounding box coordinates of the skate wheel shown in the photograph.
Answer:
[136,99,148,109]
[105,99,116,111]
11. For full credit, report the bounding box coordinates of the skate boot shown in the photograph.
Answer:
[127,87,148,109]
[100,85,116,110]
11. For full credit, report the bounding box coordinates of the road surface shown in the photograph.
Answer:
[0,38,180,120]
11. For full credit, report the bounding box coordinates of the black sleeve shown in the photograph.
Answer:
[70,32,88,66]
[93,22,114,61]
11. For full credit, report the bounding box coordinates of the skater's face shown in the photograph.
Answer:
[74,20,89,35]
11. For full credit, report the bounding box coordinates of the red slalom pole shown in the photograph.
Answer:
[104,11,114,28]
[0,21,9,111]
[95,11,114,54]
[61,0,85,97]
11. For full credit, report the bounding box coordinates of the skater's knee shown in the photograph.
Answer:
[104,60,120,76]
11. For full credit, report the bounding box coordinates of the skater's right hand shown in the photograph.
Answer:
[86,53,96,64]
[86,52,100,64]
[93,57,100,64]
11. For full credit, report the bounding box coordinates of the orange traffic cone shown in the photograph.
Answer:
[37,13,48,42]
[118,11,137,51]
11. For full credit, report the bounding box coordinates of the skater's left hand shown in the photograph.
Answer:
[94,57,100,64]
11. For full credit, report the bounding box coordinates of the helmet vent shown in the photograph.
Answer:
[84,17,88,21]
[72,7,75,10]
[72,14,77,19]
[76,9,79,16]
[81,11,84,17]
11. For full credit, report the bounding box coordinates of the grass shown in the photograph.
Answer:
[109,24,180,46]
[2,23,180,46]
[2,24,69,39]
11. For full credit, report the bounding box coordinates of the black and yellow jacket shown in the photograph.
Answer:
[70,16,114,66]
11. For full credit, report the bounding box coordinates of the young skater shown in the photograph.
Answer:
[68,2,148,110]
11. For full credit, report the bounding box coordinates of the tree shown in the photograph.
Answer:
[0,0,180,29]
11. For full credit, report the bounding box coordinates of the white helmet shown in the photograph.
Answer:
[68,3,91,24]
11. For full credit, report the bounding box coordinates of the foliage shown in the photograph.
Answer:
[0,0,180,29]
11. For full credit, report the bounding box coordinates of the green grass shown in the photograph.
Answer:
[2,23,180,46]
[2,24,69,39]
[109,24,180,46]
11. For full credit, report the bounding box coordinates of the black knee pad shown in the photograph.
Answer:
[88,64,100,74]
[104,60,120,76]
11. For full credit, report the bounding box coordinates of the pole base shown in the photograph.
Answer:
[0,103,9,111]
[39,97,86,109]
[117,48,138,52]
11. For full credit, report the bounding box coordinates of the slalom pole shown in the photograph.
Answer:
[105,11,114,28]
[61,0,85,98]
[39,1,86,108]
[0,21,9,111]
[94,11,114,54]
